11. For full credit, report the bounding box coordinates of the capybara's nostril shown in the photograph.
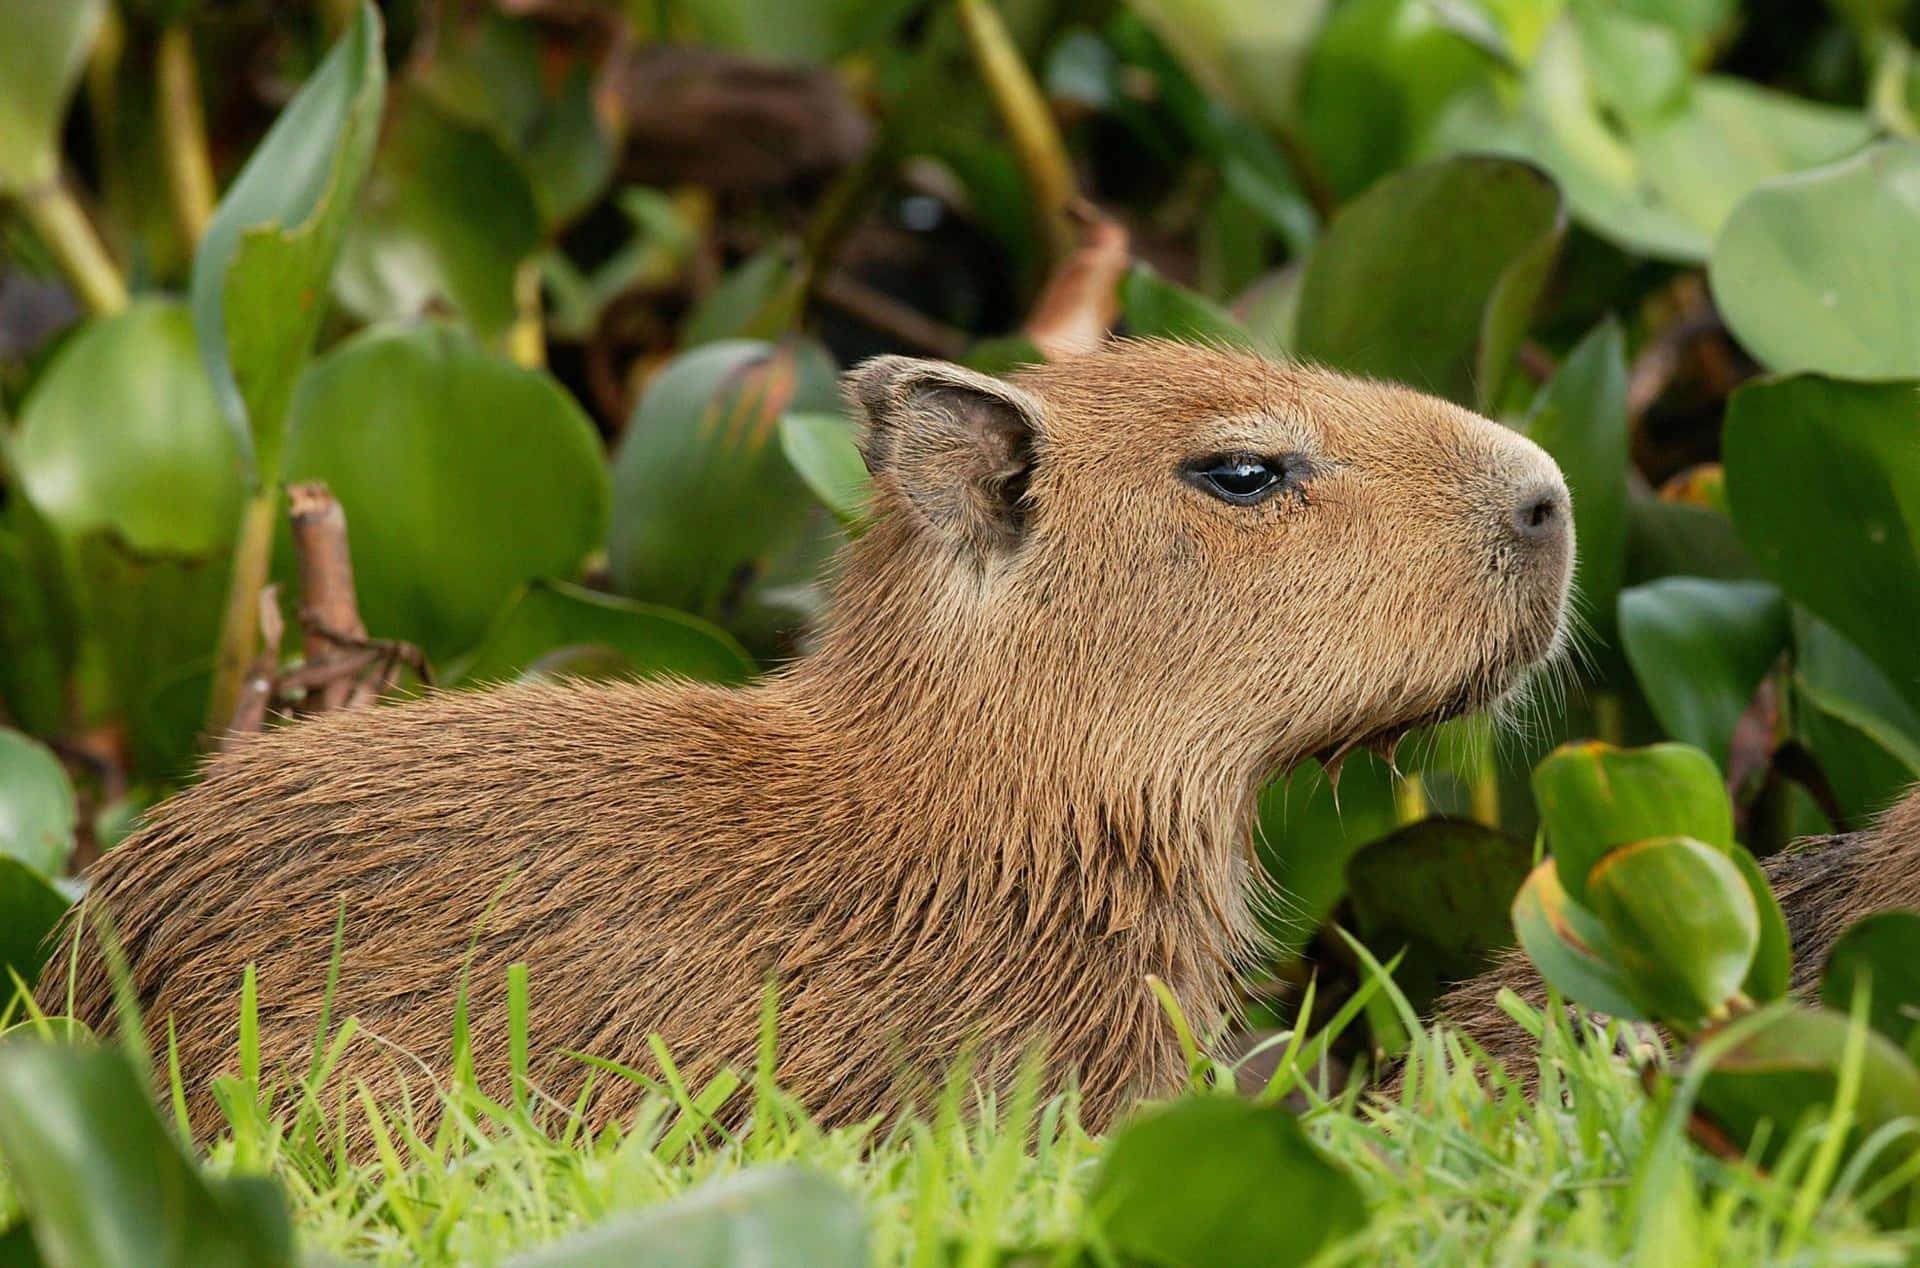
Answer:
[1510,481,1568,543]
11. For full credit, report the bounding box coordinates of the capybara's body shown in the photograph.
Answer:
[49,340,1578,1138]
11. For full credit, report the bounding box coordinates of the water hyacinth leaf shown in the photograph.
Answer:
[0,1042,296,1268]
[1724,376,1920,711]
[189,2,385,479]
[1510,858,1648,1021]
[1117,263,1253,347]
[779,413,871,529]
[0,0,102,193]
[281,325,609,666]
[0,858,70,986]
[452,581,755,688]
[1532,741,1733,905]
[504,1167,866,1267]
[1727,842,1791,1004]
[682,245,807,347]
[1294,156,1563,411]
[1618,578,1789,771]
[1255,755,1399,960]
[0,529,68,737]
[1821,912,1920,1050]
[1585,836,1759,1024]
[334,95,543,338]
[1526,319,1628,643]
[1793,614,1920,825]
[609,339,842,619]
[0,729,76,877]
[1122,0,1326,135]
[1710,141,1920,380]
[1090,1097,1366,1268]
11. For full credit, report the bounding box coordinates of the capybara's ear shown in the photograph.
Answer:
[843,356,1044,552]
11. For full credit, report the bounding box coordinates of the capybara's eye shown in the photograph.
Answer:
[1184,454,1296,506]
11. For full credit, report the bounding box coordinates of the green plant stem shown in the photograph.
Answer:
[1393,773,1428,824]
[955,0,1077,268]
[17,181,128,315]
[156,24,216,249]
[206,491,279,734]
[1471,744,1500,828]
[506,259,545,369]
[1593,691,1625,745]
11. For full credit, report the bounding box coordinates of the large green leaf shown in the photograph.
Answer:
[1727,842,1792,1005]
[0,1042,296,1268]
[0,729,75,878]
[334,95,543,338]
[1255,756,1399,960]
[1511,858,1648,1021]
[1525,318,1628,645]
[12,302,245,556]
[1724,376,1920,711]
[1585,836,1759,1024]
[0,858,70,986]
[504,1168,865,1267]
[190,1,385,481]
[1117,262,1254,346]
[281,325,609,668]
[1618,579,1789,771]
[1294,155,1564,411]
[1793,613,1920,825]
[1090,1097,1367,1268]
[1710,142,1920,380]
[778,413,871,529]
[0,0,102,192]
[608,340,841,620]
[1532,741,1734,906]
[1122,0,1326,135]
[452,581,755,688]
[0,528,69,737]
[1822,912,1920,1052]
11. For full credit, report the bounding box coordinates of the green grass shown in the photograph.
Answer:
[4,971,1919,1265]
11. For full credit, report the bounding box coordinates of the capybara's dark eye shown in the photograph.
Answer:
[1184,454,1294,506]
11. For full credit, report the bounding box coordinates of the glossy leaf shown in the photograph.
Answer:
[779,413,871,529]
[190,2,385,480]
[1294,155,1563,411]
[1511,858,1648,1021]
[1255,756,1400,959]
[683,245,806,347]
[1586,836,1758,1023]
[1117,262,1253,347]
[1090,1097,1366,1268]
[1122,0,1326,134]
[608,340,842,620]
[1526,318,1628,643]
[282,325,609,666]
[1793,613,1920,825]
[0,1041,296,1268]
[1624,492,1759,584]
[1710,142,1920,380]
[1724,376,1920,711]
[452,580,755,687]
[1532,741,1734,905]
[504,1167,865,1267]
[1728,842,1792,1005]
[1821,912,1920,1050]
[0,858,69,990]
[0,0,102,192]
[0,728,75,877]
[1618,578,1789,770]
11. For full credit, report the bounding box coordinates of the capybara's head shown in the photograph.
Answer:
[834,338,1573,785]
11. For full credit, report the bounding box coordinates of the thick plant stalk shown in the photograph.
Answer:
[955,0,1077,267]
[18,182,128,315]
[206,492,279,734]
[506,259,545,369]
[156,24,216,248]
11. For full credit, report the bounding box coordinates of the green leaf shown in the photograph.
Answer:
[451,581,755,688]
[0,0,102,192]
[682,245,807,347]
[1793,613,1920,825]
[0,729,75,878]
[190,1,386,482]
[282,324,610,667]
[1090,1097,1367,1268]
[1711,141,1920,381]
[334,95,543,338]
[1618,579,1789,770]
[1728,842,1792,1005]
[0,529,70,737]
[0,858,70,986]
[1822,912,1920,1050]
[0,1041,296,1268]
[503,1167,865,1267]
[1294,155,1564,411]
[1117,262,1254,346]
[1624,491,1758,584]
[1345,816,1533,1006]
[1526,318,1628,644]
[1724,376,1920,712]
[1255,756,1400,960]
[1532,741,1734,906]
[1585,836,1759,1023]
[779,413,871,529]
[1511,857,1649,1021]
[608,340,842,620]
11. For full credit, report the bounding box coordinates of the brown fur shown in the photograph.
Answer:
[1435,786,1920,1073]
[44,340,1572,1142]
